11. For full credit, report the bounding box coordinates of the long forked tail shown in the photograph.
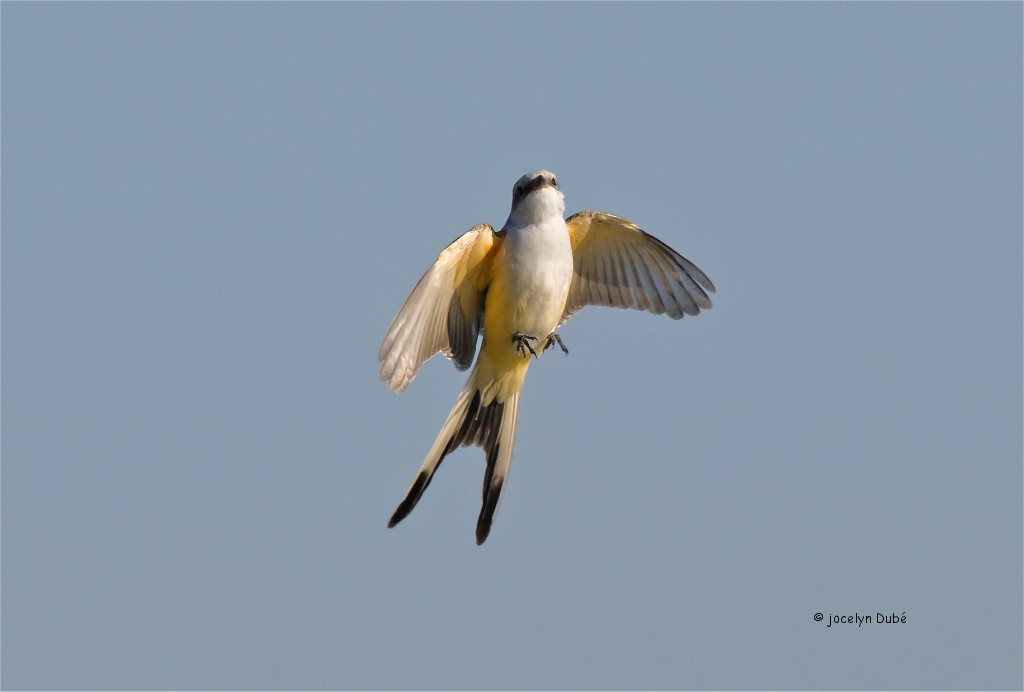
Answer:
[388,370,521,545]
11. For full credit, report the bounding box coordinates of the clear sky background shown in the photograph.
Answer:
[2,3,1021,690]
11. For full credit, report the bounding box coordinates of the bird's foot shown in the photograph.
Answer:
[543,333,569,355]
[512,332,539,358]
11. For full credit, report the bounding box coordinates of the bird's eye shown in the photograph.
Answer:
[551,177,558,188]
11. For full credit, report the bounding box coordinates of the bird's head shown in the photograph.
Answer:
[504,170,565,228]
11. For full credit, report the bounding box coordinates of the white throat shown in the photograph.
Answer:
[504,187,566,230]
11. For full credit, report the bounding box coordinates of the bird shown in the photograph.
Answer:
[379,170,715,544]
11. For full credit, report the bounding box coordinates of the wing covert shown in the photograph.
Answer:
[379,224,497,392]
[562,211,715,324]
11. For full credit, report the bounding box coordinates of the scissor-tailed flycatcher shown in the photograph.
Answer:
[380,170,715,544]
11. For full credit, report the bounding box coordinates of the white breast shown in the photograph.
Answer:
[502,215,574,337]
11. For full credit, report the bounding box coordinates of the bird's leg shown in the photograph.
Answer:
[512,332,539,358]
[543,332,569,355]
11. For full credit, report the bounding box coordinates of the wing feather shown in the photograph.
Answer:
[379,224,497,392]
[633,246,669,315]
[604,248,625,307]
[630,252,656,312]
[562,211,715,324]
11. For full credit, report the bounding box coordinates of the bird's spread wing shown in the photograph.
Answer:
[562,211,715,324]
[379,224,498,392]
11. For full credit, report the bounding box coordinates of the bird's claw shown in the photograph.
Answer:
[543,333,569,355]
[512,332,539,358]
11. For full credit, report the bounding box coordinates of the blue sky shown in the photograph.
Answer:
[3,3,1021,690]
